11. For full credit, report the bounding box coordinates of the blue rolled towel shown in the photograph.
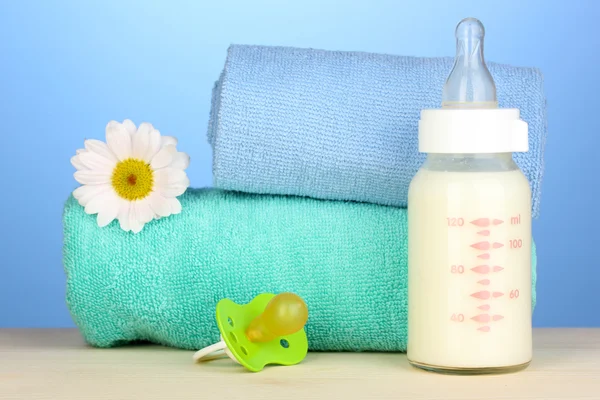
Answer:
[208,45,547,218]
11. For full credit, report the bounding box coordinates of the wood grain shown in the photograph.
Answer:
[0,329,598,400]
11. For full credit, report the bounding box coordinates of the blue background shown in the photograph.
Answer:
[1,0,598,327]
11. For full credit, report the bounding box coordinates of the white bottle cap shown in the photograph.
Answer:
[418,18,529,154]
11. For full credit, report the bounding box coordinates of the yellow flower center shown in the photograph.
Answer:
[111,158,154,201]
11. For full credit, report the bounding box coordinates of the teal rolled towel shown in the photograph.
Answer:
[63,189,537,351]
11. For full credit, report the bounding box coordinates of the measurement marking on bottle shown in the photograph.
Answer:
[471,241,490,250]
[471,291,490,300]
[447,217,464,226]
[510,239,523,249]
[471,218,490,227]
[471,314,490,323]
[471,265,490,274]
[450,265,465,274]
[454,215,523,333]
[450,313,465,322]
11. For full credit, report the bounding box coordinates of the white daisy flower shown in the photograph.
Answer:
[71,119,190,234]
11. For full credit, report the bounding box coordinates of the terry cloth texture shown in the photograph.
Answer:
[208,45,547,218]
[63,189,537,351]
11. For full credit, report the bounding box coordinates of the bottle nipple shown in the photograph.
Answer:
[245,292,308,343]
[442,18,497,109]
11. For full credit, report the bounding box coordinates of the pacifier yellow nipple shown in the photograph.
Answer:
[442,17,498,109]
[193,292,309,372]
[245,292,308,343]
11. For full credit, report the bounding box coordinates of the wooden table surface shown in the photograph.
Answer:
[0,328,598,399]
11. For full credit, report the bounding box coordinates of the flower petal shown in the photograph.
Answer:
[132,125,150,161]
[158,182,188,198]
[96,192,121,227]
[150,145,174,169]
[118,201,131,232]
[161,136,178,147]
[84,139,118,162]
[148,192,171,217]
[71,155,88,171]
[73,184,111,206]
[106,121,132,161]
[145,129,161,161]
[137,122,153,135]
[73,184,96,200]
[74,170,111,185]
[129,206,144,234]
[167,197,182,214]
[84,190,114,215]
[134,199,154,223]
[170,152,190,170]
[154,168,188,186]
[78,151,117,172]
[122,119,137,136]
[76,148,86,155]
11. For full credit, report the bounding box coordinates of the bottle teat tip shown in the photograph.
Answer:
[442,17,497,109]
[455,17,485,40]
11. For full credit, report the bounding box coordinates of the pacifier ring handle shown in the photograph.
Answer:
[193,340,228,363]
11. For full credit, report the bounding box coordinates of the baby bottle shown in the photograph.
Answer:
[407,18,532,374]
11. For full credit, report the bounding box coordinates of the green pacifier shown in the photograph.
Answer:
[193,292,309,372]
